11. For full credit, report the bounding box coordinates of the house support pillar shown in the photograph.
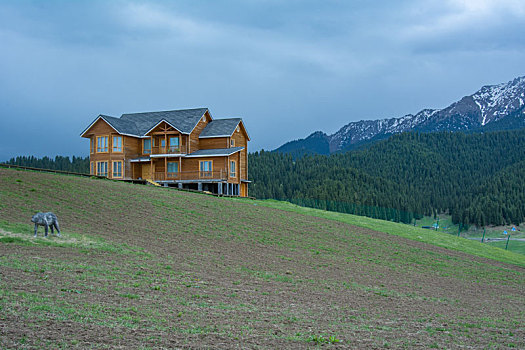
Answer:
[218,182,222,195]
[178,183,182,189]
[198,182,203,192]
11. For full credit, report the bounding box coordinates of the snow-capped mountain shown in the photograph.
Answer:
[276,76,525,155]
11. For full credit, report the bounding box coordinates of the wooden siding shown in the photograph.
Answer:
[181,135,188,154]
[85,120,122,179]
[199,137,229,149]
[124,136,140,179]
[83,119,144,180]
[231,127,248,181]
[183,157,227,173]
[189,111,212,153]
[83,118,115,136]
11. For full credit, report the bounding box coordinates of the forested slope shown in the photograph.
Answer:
[250,130,525,226]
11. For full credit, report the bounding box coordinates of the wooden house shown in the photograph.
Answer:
[80,108,250,197]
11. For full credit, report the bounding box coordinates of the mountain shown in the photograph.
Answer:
[274,131,330,156]
[276,76,525,154]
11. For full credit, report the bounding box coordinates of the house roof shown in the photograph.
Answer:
[100,115,141,136]
[184,147,244,158]
[199,118,242,138]
[121,108,209,135]
[81,108,250,141]
[79,115,140,138]
[81,108,209,137]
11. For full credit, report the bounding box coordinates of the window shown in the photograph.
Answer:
[112,136,123,152]
[169,136,180,152]
[90,137,95,153]
[97,161,108,177]
[97,136,108,153]
[167,162,179,177]
[200,160,212,177]
[230,160,236,178]
[143,139,151,154]
[230,139,235,147]
[112,161,123,178]
[90,161,94,175]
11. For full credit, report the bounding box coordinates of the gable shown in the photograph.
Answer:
[239,121,250,140]
[81,117,119,138]
[145,120,183,135]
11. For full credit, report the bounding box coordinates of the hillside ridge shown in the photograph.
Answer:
[276,75,525,154]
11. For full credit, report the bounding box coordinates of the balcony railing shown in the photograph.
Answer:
[153,170,227,181]
[152,145,187,155]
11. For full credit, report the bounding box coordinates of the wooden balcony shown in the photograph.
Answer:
[151,145,188,155]
[151,145,188,154]
[153,170,227,181]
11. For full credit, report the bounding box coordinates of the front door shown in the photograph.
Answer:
[142,163,151,180]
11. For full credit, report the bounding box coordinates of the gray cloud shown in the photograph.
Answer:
[0,0,524,160]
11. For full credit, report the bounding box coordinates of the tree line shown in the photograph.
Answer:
[4,156,89,174]
[249,130,525,226]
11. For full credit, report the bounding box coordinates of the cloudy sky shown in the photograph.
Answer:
[1,0,524,160]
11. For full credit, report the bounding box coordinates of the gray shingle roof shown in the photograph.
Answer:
[199,118,241,138]
[185,147,244,158]
[81,108,250,141]
[100,115,140,136]
[121,108,208,135]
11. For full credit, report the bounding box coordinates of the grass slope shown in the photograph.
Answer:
[0,167,524,349]
[246,200,525,267]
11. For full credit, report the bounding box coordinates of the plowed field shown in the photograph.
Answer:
[1,168,523,349]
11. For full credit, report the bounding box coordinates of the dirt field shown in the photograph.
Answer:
[0,168,524,349]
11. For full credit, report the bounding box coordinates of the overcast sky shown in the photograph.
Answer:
[1,0,524,160]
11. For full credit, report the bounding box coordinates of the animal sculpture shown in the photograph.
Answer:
[31,212,61,237]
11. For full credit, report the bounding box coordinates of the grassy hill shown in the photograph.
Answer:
[0,167,524,348]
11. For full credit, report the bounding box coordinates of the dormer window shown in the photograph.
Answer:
[230,139,235,147]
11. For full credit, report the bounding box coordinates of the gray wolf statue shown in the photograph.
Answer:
[31,212,61,237]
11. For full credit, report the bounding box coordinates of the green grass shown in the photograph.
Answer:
[486,240,525,255]
[0,220,149,256]
[309,334,341,344]
[0,167,524,349]
[240,199,525,267]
